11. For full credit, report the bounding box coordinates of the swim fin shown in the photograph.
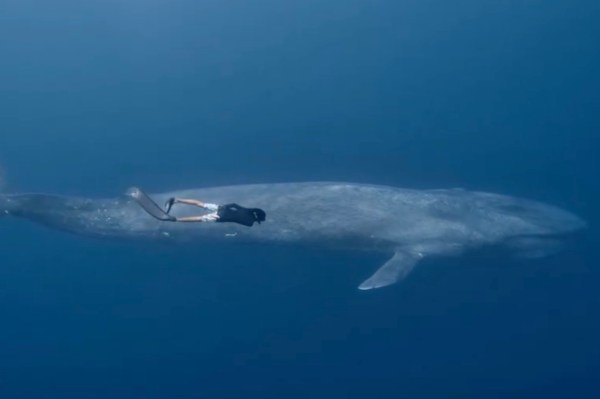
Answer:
[127,187,176,222]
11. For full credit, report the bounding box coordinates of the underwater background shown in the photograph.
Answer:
[0,0,599,397]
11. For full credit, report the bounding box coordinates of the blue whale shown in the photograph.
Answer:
[0,182,586,290]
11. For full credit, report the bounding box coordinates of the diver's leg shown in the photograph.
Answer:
[174,212,220,223]
[172,198,219,210]
[174,198,208,207]
[165,198,219,213]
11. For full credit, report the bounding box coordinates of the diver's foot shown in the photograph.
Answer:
[164,197,175,214]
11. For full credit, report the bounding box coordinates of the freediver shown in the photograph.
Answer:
[163,197,266,227]
[128,187,266,227]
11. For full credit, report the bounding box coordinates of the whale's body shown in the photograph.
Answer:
[0,182,586,289]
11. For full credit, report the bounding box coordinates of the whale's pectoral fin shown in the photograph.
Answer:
[358,251,423,290]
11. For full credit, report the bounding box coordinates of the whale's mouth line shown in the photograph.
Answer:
[505,231,584,242]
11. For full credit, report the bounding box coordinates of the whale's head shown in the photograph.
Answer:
[0,194,16,217]
[465,193,586,258]
[498,199,585,236]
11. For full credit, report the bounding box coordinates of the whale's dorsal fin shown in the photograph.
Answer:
[358,250,423,290]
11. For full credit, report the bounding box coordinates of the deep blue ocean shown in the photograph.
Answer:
[1,1,599,398]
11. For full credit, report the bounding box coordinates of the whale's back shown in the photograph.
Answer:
[155,182,585,249]
[152,183,479,249]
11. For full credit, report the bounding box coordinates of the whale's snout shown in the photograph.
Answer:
[530,203,586,234]
[498,199,587,235]
[0,195,20,217]
[0,195,10,216]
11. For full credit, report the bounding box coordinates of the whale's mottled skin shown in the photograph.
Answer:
[0,182,586,289]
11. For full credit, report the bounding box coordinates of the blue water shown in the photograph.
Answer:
[1,1,599,397]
